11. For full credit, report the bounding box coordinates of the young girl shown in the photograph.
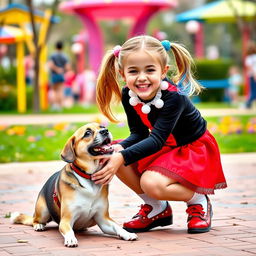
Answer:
[92,35,227,234]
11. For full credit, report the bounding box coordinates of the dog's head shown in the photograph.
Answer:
[61,123,114,172]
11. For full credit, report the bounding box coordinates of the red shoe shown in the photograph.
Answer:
[186,195,212,234]
[123,202,173,233]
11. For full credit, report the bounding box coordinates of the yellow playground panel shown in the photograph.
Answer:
[0,4,59,112]
[0,26,30,113]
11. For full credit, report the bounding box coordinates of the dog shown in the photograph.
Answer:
[11,123,137,247]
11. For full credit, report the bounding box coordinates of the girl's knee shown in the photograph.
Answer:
[140,176,163,200]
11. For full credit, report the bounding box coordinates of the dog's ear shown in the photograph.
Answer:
[61,136,76,163]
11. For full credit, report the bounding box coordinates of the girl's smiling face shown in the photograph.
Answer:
[121,50,169,101]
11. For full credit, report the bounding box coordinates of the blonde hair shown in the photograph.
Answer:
[96,35,203,122]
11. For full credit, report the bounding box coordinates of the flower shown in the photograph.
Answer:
[0,125,8,131]
[207,122,219,134]
[246,118,256,133]
[45,130,56,137]
[6,126,26,136]
[27,136,37,142]
[53,123,69,131]
[218,116,243,135]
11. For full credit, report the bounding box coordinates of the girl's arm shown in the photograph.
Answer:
[92,93,186,185]
[120,93,186,166]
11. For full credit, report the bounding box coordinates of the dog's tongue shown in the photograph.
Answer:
[95,144,114,154]
[101,144,113,153]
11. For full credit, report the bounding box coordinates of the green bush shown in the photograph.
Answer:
[0,85,33,111]
[194,59,233,102]
[0,84,17,110]
[0,66,17,86]
[195,59,233,79]
[0,66,16,110]
[0,65,35,112]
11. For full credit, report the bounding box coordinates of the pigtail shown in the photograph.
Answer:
[96,50,122,123]
[170,43,203,96]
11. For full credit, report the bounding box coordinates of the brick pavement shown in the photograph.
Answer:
[0,153,256,255]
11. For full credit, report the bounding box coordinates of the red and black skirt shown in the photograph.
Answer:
[129,99,227,195]
[136,129,227,195]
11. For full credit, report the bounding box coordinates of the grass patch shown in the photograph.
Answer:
[0,115,255,163]
[0,102,235,115]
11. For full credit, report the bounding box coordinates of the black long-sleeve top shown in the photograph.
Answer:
[119,86,207,166]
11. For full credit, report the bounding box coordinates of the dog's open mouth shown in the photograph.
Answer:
[89,138,114,156]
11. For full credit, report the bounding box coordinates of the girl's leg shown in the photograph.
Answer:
[116,165,173,233]
[140,171,212,233]
[140,170,194,201]
[115,163,143,194]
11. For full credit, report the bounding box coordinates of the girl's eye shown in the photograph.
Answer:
[128,70,137,74]
[147,69,155,72]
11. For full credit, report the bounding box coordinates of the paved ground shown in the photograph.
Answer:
[0,110,255,255]
[0,153,256,256]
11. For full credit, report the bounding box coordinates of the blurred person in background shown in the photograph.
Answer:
[48,41,70,111]
[75,66,96,107]
[63,66,76,108]
[227,66,242,106]
[245,41,256,109]
[24,53,35,86]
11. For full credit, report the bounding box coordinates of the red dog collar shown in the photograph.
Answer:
[70,163,91,180]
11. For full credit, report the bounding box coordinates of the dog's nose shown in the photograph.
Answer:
[100,128,109,136]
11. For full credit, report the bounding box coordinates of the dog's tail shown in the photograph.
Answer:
[10,212,33,226]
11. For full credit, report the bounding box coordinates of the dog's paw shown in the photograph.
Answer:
[10,212,20,223]
[64,232,78,247]
[34,224,46,231]
[119,229,138,241]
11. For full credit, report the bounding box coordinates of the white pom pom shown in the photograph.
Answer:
[129,97,139,106]
[141,104,151,114]
[128,90,137,97]
[160,81,169,90]
[154,99,164,109]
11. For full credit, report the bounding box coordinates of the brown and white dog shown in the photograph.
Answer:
[11,123,137,247]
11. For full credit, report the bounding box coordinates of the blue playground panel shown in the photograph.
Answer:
[193,79,230,102]
[199,79,229,89]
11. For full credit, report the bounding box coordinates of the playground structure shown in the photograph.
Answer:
[0,4,59,113]
[176,0,256,96]
[59,0,177,74]
[0,26,31,113]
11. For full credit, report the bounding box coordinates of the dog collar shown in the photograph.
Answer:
[70,163,91,180]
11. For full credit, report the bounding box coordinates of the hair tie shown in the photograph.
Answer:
[113,45,122,58]
[161,40,171,51]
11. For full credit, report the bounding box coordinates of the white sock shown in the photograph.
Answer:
[186,193,207,211]
[138,193,167,218]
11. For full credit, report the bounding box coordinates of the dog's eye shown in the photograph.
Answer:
[83,129,93,138]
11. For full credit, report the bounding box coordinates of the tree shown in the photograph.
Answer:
[26,0,59,112]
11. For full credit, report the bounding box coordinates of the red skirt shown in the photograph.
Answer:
[136,130,227,195]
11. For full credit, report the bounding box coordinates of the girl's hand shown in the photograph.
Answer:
[112,144,124,152]
[92,152,124,185]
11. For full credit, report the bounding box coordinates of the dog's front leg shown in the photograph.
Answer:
[95,213,138,241]
[59,217,78,247]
